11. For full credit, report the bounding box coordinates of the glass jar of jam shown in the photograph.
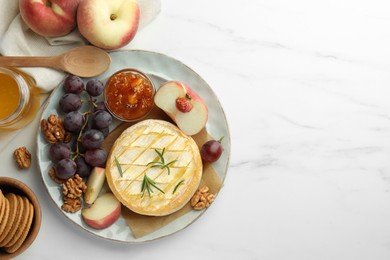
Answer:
[104,68,155,122]
[0,67,41,131]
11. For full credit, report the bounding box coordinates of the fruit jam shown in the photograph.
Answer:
[104,69,155,121]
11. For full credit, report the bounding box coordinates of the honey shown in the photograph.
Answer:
[0,73,20,120]
[0,67,40,131]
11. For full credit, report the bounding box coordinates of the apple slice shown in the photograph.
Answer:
[154,81,208,135]
[81,193,121,229]
[84,167,106,204]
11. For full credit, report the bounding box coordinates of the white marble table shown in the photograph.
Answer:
[2,0,390,259]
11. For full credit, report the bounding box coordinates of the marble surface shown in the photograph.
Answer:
[2,0,390,259]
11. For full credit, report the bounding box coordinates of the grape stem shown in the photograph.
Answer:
[72,94,94,160]
[91,98,98,107]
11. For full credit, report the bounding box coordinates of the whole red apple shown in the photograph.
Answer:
[19,0,82,37]
[77,0,139,50]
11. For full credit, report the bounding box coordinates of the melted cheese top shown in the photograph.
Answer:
[106,119,202,216]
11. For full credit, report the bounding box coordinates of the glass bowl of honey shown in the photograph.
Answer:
[103,68,155,122]
[0,67,40,131]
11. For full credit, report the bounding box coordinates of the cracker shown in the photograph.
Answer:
[0,194,22,246]
[0,193,9,236]
[4,199,34,253]
[0,193,17,245]
[0,190,4,210]
[0,190,5,222]
[4,195,30,248]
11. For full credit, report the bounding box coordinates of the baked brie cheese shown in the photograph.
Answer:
[106,119,203,216]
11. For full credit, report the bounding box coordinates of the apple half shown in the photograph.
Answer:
[81,193,121,230]
[154,81,208,136]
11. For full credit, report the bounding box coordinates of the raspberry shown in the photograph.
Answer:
[176,96,193,112]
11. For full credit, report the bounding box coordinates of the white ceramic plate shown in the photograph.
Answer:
[37,50,230,243]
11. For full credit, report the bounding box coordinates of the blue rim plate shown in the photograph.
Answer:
[36,50,230,243]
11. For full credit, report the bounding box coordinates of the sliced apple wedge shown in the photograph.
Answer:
[84,167,106,204]
[154,81,208,135]
[81,193,121,229]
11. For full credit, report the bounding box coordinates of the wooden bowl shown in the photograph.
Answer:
[0,177,41,259]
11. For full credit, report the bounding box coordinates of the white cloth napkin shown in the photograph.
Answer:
[0,0,161,92]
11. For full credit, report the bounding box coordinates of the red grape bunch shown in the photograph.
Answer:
[49,75,112,180]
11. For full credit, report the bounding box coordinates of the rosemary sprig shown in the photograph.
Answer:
[172,179,185,194]
[141,173,165,197]
[114,156,123,177]
[146,148,177,175]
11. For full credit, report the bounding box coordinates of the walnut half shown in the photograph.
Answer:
[62,174,87,200]
[62,197,82,213]
[41,114,72,144]
[14,147,31,169]
[190,186,216,210]
[61,174,87,213]
[48,166,65,184]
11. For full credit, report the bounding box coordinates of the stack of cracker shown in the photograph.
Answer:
[0,189,34,254]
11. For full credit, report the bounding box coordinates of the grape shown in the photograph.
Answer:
[85,148,107,167]
[77,141,87,153]
[75,157,92,177]
[92,110,112,129]
[49,142,70,162]
[64,75,84,94]
[86,79,104,97]
[63,111,84,132]
[81,129,104,149]
[59,93,81,113]
[94,101,107,112]
[200,138,224,163]
[56,158,77,179]
[98,127,109,138]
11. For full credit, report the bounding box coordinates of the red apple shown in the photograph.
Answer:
[81,193,121,229]
[154,81,208,136]
[77,0,139,50]
[84,167,106,204]
[19,0,82,37]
